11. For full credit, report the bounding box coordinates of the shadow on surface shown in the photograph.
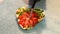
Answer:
[28,0,40,6]
[16,17,46,34]
[23,0,46,10]
[35,0,46,10]
[28,0,46,10]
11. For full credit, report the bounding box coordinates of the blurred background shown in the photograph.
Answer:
[0,0,60,34]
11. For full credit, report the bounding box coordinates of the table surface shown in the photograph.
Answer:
[0,0,60,34]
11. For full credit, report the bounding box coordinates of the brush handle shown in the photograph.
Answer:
[31,0,37,8]
[29,0,37,19]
